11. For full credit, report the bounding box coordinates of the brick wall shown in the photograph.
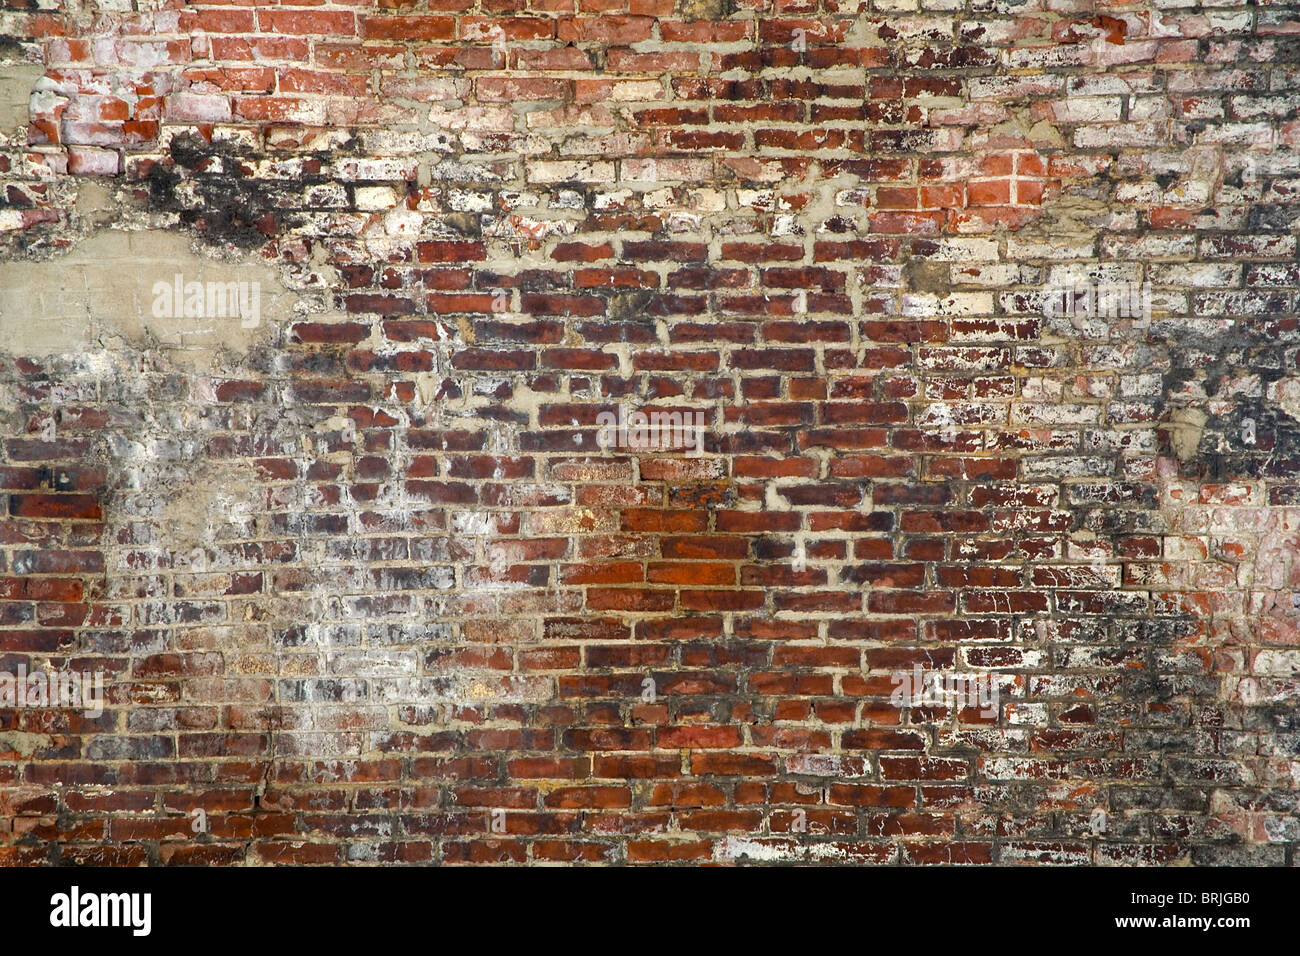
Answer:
[0,0,1298,865]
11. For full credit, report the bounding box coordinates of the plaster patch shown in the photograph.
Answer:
[0,229,300,368]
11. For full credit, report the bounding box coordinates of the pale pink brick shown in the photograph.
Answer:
[164,91,233,124]
[66,146,120,175]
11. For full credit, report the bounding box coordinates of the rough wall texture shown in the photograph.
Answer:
[0,0,1298,866]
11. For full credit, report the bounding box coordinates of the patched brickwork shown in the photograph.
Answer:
[0,0,1298,865]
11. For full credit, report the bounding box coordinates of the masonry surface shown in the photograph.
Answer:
[0,0,1298,866]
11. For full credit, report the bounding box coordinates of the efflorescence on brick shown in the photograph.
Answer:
[0,0,1297,866]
